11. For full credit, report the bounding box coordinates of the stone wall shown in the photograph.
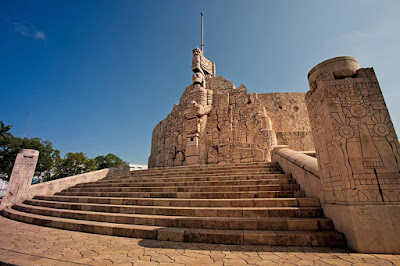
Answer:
[27,168,119,198]
[258,93,314,151]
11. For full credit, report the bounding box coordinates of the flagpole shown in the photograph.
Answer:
[201,12,204,52]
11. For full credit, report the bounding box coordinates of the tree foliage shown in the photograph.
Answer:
[95,154,126,170]
[0,121,127,182]
[0,134,61,181]
[45,152,97,182]
[0,121,13,140]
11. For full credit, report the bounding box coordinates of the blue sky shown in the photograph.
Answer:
[1,0,400,164]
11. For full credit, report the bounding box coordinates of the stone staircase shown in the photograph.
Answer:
[2,162,346,246]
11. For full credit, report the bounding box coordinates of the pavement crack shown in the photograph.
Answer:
[256,251,263,261]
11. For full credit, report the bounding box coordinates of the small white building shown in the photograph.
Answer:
[0,179,8,198]
[129,163,148,171]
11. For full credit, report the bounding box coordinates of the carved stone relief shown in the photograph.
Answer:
[306,58,400,205]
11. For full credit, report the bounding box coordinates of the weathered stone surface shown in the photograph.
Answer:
[149,49,313,168]
[27,166,126,199]
[306,56,400,205]
[259,93,314,151]
[306,56,400,253]
[0,149,39,210]
[1,162,347,248]
[2,215,398,266]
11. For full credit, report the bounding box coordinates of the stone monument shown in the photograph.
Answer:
[149,48,299,167]
[149,48,315,167]
[0,149,39,210]
[306,56,400,253]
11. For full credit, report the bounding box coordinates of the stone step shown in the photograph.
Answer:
[34,195,320,207]
[2,208,346,247]
[112,165,281,174]
[15,202,333,231]
[106,170,285,180]
[55,190,305,199]
[74,178,294,189]
[23,200,323,218]
[65,184,301,193]
[133,162,276,173]
[123,168,283,175]
[124,162,279,174]
[95,173,292,184]
[110,165,281,174]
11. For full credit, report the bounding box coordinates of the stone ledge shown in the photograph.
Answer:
[27,165,129,199]
[271,146,323,205]
[271,146,320,179]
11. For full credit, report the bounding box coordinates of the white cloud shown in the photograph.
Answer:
[13,22,46,40]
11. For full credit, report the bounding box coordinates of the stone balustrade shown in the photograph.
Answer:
[271,145,322,202]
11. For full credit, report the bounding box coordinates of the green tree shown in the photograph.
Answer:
[0,121,127,183]
[0,134,61,181]
[0,121,13,140]
[94,153,126,169]
[0,121,15,180]
[19,138,61,180]
[50,152,97,180]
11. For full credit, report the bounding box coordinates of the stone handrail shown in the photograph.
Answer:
[27,167,121,199]
[271,145,323,202]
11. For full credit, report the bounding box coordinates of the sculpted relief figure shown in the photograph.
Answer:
[149,48,278,167]
[192,48,204,75]
[192,48,215,77]
[183,55,215,164]
[186,72,213,117]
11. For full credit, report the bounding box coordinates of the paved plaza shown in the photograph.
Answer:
[0,216,399,266]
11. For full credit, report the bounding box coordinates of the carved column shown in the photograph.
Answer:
[306,56,400,253]
[0,149,39,210]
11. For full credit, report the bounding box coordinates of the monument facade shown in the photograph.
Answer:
[149,49,314,167]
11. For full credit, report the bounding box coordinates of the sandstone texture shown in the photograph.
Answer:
[149,49,313,168]
[0,149,39,210]
[306,56,400,205]
[259,93,314,151]
[306,56,400,253]
[1,162,347,247]
[2,216,399,266]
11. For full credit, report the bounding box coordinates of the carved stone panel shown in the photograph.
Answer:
[0,149,39,210]
[306,57,400,205]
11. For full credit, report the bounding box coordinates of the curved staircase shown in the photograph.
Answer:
[2,162,346,246]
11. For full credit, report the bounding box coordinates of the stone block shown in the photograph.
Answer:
[0,149,39,210]
[244,231,277,245]
[324,204,400,253]
[157,228,185,242]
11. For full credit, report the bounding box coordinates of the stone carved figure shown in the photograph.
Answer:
[183,57,216,164]
[192,48,215,77]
